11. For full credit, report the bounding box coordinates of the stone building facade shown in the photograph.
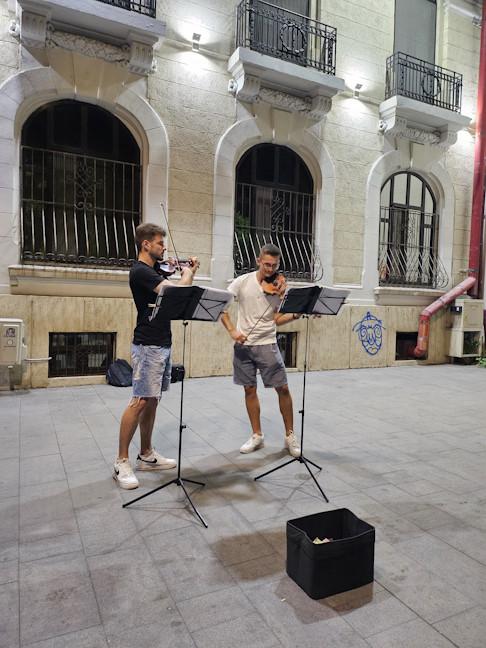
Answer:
[0,0,482,388]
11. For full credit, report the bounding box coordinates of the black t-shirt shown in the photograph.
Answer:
[130,261,172,347]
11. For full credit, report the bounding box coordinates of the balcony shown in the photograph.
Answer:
[236,0,336,74]
[16,0,165,74]
[228,0,344,120]
[378,207,448,290]
[379,53,470,146]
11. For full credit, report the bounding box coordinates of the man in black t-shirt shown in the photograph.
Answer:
[113,222,199,490]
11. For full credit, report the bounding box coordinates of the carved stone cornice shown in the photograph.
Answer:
[258,87,310,112]
[127,40,156,75]
[227,46,344,122]
[46,25,129,65]
[14,10,156,75]
[379,116,441,145]
[378,96,470,151]
[229,62,261,103]
[257,87,332,121]
[19,11,48,49]
[307,95,333,121]
[228,74,333,122]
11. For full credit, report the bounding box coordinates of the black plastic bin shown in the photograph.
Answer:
[286,508,375,599]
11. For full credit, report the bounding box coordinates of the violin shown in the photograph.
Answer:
[262,271,287,296]
[158,257,195,276]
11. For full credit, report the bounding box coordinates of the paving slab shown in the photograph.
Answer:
[0,365,485,646]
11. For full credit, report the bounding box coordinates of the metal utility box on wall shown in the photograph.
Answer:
[0,318,26,387]
[449,299,484,358]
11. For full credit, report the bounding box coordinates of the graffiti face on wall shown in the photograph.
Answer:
[353,311,385,356]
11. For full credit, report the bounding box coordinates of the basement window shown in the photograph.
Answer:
[277,332,297,368]
[49,332,115,377]
[395,331,417,360]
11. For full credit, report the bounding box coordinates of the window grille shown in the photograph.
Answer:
[379,172,448,289]
[234,144,323,282]
[21,101,141,268]
[49,332,115,377]
[95,0,156,18]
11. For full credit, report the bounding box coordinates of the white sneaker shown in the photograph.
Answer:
[240,433,264,454]
[285,432,301,458]
[113,458,139,490]
[136,448,177,471]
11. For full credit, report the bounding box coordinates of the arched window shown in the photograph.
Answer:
[234,143,320,280]
[21,100,141,266]
[379,171,447,288]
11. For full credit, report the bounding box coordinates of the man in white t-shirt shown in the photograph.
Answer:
[221,244,301,456]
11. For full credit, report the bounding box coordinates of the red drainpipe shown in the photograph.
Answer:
[413,1,486,359]
[414,277,476,358]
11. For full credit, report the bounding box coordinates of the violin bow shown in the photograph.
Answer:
[160,202,183,269]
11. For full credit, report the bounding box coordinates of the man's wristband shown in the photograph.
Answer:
[293,313,300,320]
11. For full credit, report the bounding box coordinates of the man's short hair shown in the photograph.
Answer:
[259,243,281,258]
[135,223,166,250]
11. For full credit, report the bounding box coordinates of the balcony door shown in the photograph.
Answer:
[21,100,141,267]
[394,0,436,63]
[250,0,310,66]
[234,143,319,281]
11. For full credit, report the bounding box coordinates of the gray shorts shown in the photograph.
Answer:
[131,344,172,399]
[233,343,287,388]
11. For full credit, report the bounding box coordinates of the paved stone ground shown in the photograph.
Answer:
[1,364,486,647]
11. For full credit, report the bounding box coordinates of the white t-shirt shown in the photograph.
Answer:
[227,272,281,345]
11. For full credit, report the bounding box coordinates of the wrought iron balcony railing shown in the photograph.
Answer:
[236,0,337,75]
[95,0,156,18]
[21,146,141,267]
[234,182,323,281]
[385,52,462,113]
[378,207,448,289]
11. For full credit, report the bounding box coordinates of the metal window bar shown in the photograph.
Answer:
[48,332,115,378]
[378,206,448,289]
[385,52,463,113]
[21,146,141,267]
[94,0,156,18]
[236,0,337,75]
[234,182,323,281]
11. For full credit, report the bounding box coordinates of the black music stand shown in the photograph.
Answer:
[123,284,233,528]
[254,285,349,501]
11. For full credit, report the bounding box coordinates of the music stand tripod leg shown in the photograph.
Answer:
[301,457,329,502]
[254,457,297,481]
[122,321,207,527]
[123,478,178,508]
[254,316,328,500]
[178,479,208,528]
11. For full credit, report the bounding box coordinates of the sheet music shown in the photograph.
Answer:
[192,288,233,321]
[313,287,350,315]
[278,285,349,316]
[149,285,233,322]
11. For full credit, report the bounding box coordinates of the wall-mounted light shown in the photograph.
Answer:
[192,32,201,52]
[354,83,363,98]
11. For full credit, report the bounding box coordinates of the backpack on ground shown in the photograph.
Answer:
[106,358,133,387]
